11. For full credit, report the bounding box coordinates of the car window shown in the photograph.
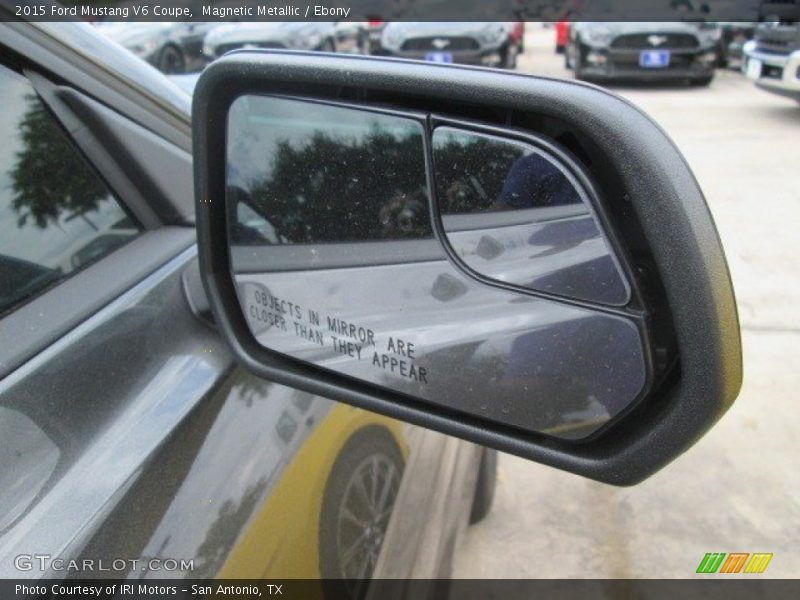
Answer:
[0,64,140,316]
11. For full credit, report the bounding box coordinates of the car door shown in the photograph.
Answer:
[0,48,235,576]
[0,24,479,588]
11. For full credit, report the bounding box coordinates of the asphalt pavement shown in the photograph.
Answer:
[452,25,800,579]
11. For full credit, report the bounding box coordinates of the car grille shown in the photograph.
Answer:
[610,33,699,50]
[755,38,795,55]
[215,42,286,56]
[400,36,480,52]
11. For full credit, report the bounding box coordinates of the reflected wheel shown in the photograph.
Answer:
[320,428,405,599]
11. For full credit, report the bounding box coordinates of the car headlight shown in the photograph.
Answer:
[582,26,613,46]
[203,41,214,57]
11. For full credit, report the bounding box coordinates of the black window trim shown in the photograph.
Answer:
[26,69,163,230]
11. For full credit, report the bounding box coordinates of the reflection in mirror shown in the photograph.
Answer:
[0,406,60,531]
[226,96,431,247]
[227,96,647,440]
[433,127,629,306]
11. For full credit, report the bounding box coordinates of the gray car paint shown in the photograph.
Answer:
[0,245,358,578]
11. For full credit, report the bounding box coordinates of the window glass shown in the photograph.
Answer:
[0,65,139,315]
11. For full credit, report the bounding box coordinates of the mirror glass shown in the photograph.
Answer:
[226,96,647,440]
[433,127,629,306]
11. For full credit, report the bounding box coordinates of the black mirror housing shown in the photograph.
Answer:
[193,50,741,485]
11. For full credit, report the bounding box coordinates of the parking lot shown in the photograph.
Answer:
[453,25,800,579]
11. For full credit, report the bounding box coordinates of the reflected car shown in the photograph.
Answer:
[95,21,217,73]
[566,22,718,85]
[202,22,368,61]
[380,22,521,68]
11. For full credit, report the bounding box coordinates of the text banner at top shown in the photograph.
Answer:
[2,0,791,23]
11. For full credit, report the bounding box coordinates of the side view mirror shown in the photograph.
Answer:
[193,51,741,485]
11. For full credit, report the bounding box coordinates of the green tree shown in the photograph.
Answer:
[242,128,431,244]
[10,96,109,229]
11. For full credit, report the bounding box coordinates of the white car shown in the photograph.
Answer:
[743,22,800,102]
[202,22,367,60]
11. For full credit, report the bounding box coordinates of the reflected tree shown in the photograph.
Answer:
[433,135,524,214]
[240,128,430,244]
[192,477,268,578]
[10,97,109,228]
[232,125,576,245]
[233,376,274,409]
[434,131,581,214]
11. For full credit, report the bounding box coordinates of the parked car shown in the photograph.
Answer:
[743,21,800,102]
[0,19,491,586]
[566,22,718,85]
[379,22,521,68]
[95,21,217,74]
[202,22,368,61]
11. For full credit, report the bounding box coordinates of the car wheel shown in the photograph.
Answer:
[690,76,713,87]
[158,45,185,74]
[469,448,498,524]
[320,427,404,599]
